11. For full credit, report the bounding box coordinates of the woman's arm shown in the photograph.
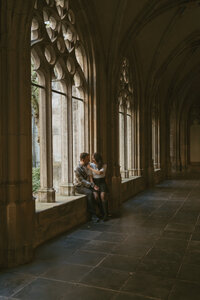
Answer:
[87,164,103,175]
[89,174,94,183]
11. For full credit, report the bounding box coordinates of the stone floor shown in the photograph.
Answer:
[1,179,200,300]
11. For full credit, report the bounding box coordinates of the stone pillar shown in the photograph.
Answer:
[59,84,75,195]
[154,109,160,169]
[145,107,155,187]
[124,105,129,178]
[110,97,122,215]
[0,0,35,267]
[37,74,55,202]
[136,107,141,177]
[152,119,156,168]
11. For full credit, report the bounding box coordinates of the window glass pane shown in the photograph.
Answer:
[31,84,41,194]
[52,82,62,191]
[31,59,39,84]
[118,58,134,179]
[73,96,84,178]
[127,114,132,171]
[119,112,125,176]
[72,85,84,99]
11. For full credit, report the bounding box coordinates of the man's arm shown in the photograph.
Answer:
[75,167,95,188]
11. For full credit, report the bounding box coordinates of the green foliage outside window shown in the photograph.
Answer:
[32,167,40,193]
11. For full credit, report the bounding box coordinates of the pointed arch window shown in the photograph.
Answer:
[118,58,136,179]
[152,98,160,170]
[31,0,90,201]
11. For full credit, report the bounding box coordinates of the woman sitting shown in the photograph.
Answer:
[87,152,109,221]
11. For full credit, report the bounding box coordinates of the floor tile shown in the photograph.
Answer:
[114,292,152,300]
[99,254,140,272]
[161,230,191,240]
[164,223,195,233]
[80,223,111,232]
[146,247,184,263]
[191,231,200,241]
[94,232,128,243]
[137,258,180,278]
[11,258,64,277]
[188,240,200,252]
[64,250,106,266]
[0,272,35,297]
[52,237,89,250]
[0,297,19,300]
[42,263,92,282]
[80,267,130,290]
[34,244,75,261]
[112,244,149,258]
[169,280,200,300]
[13,278,116,300]
[183,250,200,265]
[122,272,174,299]
[178,263,200,283]
[67,229,102,240]
[80,239,118,253]
[154,238,188,253]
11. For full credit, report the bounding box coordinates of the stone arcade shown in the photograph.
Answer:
[1,0,200,298]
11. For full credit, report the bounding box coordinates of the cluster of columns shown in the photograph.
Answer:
[37,76,75,202]
[0,0,36,267]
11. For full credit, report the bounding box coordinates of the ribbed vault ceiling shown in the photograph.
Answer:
[84,0,200,113]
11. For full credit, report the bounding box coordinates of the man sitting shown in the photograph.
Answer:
[74,152,100,222]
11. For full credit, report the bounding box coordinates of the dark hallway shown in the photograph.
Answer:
[1,178,200,300]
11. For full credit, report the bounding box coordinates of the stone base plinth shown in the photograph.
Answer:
[6,245,34,268]
[37,188,55,203]
[59,184,75,196]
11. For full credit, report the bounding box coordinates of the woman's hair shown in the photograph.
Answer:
[93,152,103,170]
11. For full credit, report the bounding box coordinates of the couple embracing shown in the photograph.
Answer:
[74,152,109,223]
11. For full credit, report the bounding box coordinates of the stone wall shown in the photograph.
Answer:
[34,195,88,247]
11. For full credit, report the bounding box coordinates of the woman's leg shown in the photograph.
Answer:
[93,191,99,202]
[93,191,104,217]
[100,192,108,221]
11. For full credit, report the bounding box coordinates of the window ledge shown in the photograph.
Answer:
[35,194,86,213]
[154,168,161,172]
[121,176,141,183]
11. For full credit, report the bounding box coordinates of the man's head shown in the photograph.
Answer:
[80,152,90,165]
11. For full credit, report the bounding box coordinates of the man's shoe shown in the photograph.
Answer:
[103,215,109,222]
[91,215,100,223]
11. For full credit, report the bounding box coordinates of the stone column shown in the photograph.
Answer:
[37,73,55,202]
[155,114,160,169]
[152,119,155,168]
[135,106,141,176]
[145,106,155,187]
[110,96,122,215]
[0,0,35,267]
[59,84,75,195]
[124,105,129,178]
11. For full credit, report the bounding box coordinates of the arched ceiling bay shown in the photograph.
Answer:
[80,0,200,109]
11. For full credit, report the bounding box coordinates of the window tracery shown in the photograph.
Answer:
[31,0,88,199]
[118,58,135,179]
[152,99,160,170]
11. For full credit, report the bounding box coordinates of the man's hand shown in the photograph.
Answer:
[94,185,99,191]
[87,164,91,170]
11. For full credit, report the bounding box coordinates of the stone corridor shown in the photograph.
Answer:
[1,179,200,300]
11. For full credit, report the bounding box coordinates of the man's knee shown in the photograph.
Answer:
[87,190,94,201]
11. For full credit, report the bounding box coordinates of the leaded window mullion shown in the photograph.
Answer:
[31,0,88,198]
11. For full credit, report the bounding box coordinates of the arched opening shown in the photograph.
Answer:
[189,101,200,170]
[118,58,140,180]
[31,0,93,201]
